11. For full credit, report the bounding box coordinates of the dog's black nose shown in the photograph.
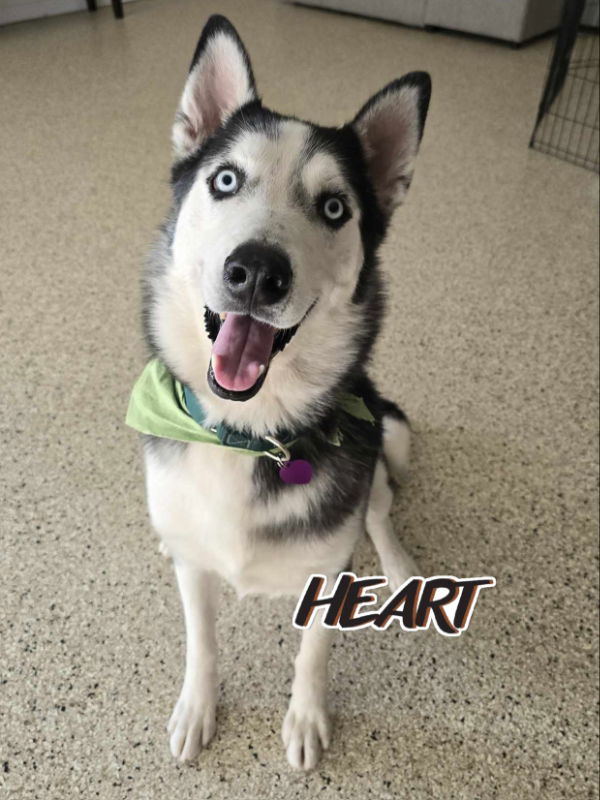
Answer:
[223,241,292,308]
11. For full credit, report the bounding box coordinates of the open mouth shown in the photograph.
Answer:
[203,307,304,401]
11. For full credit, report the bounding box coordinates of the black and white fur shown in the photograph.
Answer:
[140,16,430,770]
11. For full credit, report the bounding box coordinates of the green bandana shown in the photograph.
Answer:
[125,358,375,456]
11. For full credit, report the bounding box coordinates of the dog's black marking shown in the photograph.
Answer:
[143,99,406,536]
[252,376,403,540]
[141,18,428,541]
[170,102,280,211]
[379,398,409,426]
[160,102,390,401]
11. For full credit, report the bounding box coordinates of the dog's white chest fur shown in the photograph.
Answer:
[145,442,360,596]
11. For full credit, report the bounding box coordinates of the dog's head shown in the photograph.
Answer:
[147,15,430,432]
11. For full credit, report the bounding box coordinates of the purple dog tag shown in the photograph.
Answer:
[279,459,313,485]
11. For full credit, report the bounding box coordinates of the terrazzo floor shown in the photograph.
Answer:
[1,1,598,798]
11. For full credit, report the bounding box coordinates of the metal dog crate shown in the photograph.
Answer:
[530,0,599,172]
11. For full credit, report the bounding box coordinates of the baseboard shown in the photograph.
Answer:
[0,0,135,26]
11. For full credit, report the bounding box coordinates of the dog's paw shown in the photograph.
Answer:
[167,686,217,762]
[282,701,331,771]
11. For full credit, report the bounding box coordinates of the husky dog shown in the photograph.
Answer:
[137,15,430,770]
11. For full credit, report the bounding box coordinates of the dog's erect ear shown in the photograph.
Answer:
[352,72,431,216]
[172,16,257,159]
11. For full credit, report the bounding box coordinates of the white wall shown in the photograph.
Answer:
[0,0,135,25]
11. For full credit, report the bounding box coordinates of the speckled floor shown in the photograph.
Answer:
[1,1,598,798]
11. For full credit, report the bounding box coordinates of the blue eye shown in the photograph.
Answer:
[323,197,345,220]
[319,194,350,227]
[212,169,239,194]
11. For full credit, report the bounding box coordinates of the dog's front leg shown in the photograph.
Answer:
[367,458,418,591]
[168,561,219,761]
[283,609,333,770]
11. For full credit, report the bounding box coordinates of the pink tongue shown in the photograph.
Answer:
[212,314,275,392]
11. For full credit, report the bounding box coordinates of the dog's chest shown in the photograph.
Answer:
[144,442,357,596]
